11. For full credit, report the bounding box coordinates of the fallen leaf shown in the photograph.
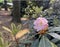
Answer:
[16,29,29,39]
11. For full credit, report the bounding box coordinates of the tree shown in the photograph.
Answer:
[12,0,21,23]
[4,0,8,11]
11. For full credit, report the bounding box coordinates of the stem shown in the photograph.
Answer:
[14,36,19,47]
[11,33,19,47]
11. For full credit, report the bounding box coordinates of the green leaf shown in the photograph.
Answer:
[48,33,60,40]
[39,36,57,47]
[49,27,60,32]
[20,40,32,44]
[50,42,57,47]
[34,6,43,14]
[30,39,39,47]
[0,0,3,3]
[32,14,37,18]
[0,32,4,47]
[0,37,4,47]
[11,23,19,35]
[2,23,21,36]
[2,26,12,33]
[50,0,55,4]
[0,32,11,47]
[4,41,11,47]
[53,17,60,26]
[17,24,22,31]
[51,39,59,43]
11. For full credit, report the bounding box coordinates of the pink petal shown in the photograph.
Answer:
[33,17,48,31]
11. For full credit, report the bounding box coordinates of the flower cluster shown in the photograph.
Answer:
[34,17,48,32]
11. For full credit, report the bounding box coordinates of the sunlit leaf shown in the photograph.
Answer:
[0,37,4,47]
[50,42,57,47]
[35,6,43,14]
[50,0,55,4]
[11,23,18,35]
[48,33,60,40]
[53,17,59,26]
[2,26,12,33]
[17,24,22,31]
[49,27,60,32]
[0,32,11,47]
[4,41,11,47]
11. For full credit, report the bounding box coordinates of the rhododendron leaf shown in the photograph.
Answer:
[39,36,57,47]
[49,27,60,32]
[30,39,39,47]
[48,33,60,40]
[50,42,57,47]
[20,40,32,44]
[51,39,59,43]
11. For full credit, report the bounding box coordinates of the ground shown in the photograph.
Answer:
[0,10,32,47]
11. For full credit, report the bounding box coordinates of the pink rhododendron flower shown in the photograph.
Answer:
[34,17,48,32]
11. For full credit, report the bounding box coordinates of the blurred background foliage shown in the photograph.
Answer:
[20,0,60,27]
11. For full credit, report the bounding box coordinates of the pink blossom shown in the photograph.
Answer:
[33,17,48,31]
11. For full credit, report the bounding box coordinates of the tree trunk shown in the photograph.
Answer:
[12,0,21,23]
[4,0,8,11]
